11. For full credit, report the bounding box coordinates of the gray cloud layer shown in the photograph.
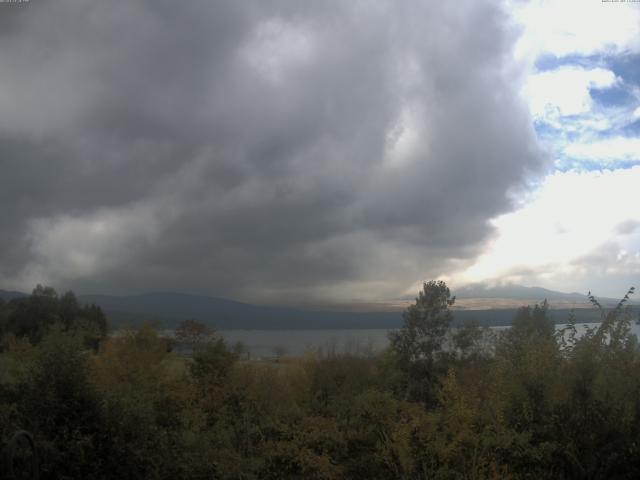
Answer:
[0,0,546,303]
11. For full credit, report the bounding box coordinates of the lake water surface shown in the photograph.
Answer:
[217,321,640,358]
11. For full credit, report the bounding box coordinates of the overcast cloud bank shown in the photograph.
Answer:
[0,0,574,303]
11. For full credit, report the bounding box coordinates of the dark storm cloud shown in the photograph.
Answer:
[0,0,547,303]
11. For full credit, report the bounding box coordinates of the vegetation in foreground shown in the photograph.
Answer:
[1,282,639,479]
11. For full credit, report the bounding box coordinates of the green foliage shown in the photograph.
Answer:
[0,285,107,347]
[511,300,555,339]
[391,280,456,364]
[389,280,455,404]
[175,318,215,346]
[5,328,105,478]
[2,283,640,478]
[189,337,238,394]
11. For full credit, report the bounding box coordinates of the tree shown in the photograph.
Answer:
[232,340,249,359]
[451,320,487,361]
[58,290,80,330]
[174,319,215,346]
[389,280,455,404]
[6,285,59,343]
[510,300,554,340]
[59,291,108,349]
[1,286,108,347]
[17,327,105,479]
[0,297,7,338]
[190,338,237,387]
[76,302,109,349]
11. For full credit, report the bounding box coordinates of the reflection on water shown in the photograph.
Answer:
[217,329,389,358]
[217,321,640,359]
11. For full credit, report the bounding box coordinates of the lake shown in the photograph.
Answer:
[216,321,640,358]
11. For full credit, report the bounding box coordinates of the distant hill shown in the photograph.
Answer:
[78,292,403,330]
[0,289,28,301]
[455,283,585,301]
[452,283,633,308]
[75,291,616,329]
[0,288,628,330]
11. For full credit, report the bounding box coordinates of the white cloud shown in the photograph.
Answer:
[451,166,640,296]
[442,1,640,295]
[14,204,162,290]
[513,0,640,59]
[525,66,617,121]
[564,136,640,163]
[521,65,640,168]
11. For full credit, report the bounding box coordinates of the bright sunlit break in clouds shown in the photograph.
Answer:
[1,0,639,303]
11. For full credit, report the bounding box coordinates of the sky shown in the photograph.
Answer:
[0,0,638,304]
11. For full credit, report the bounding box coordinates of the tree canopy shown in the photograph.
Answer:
[2,282,640,479]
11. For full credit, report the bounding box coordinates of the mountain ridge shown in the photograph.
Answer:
[453,283,587,301]
[1,285,627,329]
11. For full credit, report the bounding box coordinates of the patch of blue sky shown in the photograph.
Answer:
[587,159,640,170]
[532,120,561,136]
[529,51,640,174]
[535,52,640,81]
[534,53,604,72]
[609,53,640,85]
[553,155,640,172]
[567,129,587,142]
[560,132,640,169]
[621,119,640,135]
[590,84,636,108]
[589,55,639,117]
[592,127,638,141]
[533,118,640,172]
